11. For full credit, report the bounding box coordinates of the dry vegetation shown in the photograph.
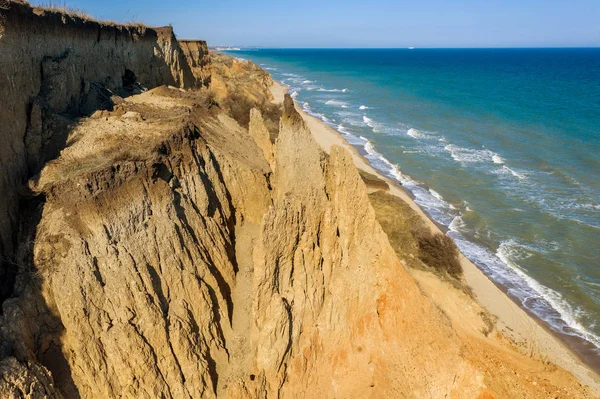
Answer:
[19,0,149,28]
[33,1,91,19]
[222,92,282,140]
[368,190,469,293]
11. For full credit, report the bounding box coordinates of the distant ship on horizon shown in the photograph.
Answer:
[408,46,415,50]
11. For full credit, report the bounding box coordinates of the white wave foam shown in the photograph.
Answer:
[318,88,348,93]
[407,128,424,139]
[342,132,368,146]
[449,215,468,233]
[364,142,377,155]
[337,124,351,135]
[406,128,439,140]
[500,165,527,180]
[318,114,331,123]
[429,188,444,201]
[461,201,473,212]
[444,144,505,167]
[325,100,349,108]
[362,115,383,133]
[359,105,369,110]
[360,138,378,155]
[577,203,600,211]
[492,154,505,164]
[290,91,299,99]
[302,80,313,84]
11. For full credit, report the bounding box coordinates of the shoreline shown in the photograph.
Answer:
[270,80,600,393]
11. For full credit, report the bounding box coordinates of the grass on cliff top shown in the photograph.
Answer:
[32,1,91,19]
[22,1,149,27]
[369,190,470,294]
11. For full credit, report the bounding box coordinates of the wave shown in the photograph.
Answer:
[449,215,469,233]
[573,203,600,211]
[317,114,331,123]
[364,141,377,155]
[318,88,348,93]
[492,154,505,164]
[407,128,424,139]
[491,164,528,181]
[337,123,352,135]
[444,144,505,165]
[362,115,383,133]
[298,100,335,125]
[359,105,369,110]
[500,165,527,180]
[290,91,299,99]
[429,188,444,202]
[302,80,313,84]
[325,100,349,108]
[407,128,441,141]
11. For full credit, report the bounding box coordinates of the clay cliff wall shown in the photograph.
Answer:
[0,1,209,301]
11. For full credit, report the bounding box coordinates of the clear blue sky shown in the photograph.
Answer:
[35,0,600,47]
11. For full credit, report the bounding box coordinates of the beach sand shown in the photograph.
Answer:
[271,80,600,393]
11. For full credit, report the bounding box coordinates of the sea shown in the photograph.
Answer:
[223,48,600,367]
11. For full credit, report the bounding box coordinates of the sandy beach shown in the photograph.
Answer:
[271,80,600,393]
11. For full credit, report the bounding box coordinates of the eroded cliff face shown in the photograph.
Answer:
[179,40,212,88]
[0,1,209,302]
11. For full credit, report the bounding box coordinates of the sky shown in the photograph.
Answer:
[34,0,600,48]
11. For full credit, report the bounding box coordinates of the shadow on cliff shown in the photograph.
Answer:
[4,191,82,398]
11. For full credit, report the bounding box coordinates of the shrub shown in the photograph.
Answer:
[226,93,254,128]
[414,231,462,278]
[223,93,281,139]
[369,191,464,281]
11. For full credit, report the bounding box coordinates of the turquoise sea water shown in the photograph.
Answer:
[224,48,600,364]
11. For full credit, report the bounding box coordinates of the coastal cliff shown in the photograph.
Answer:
[0,1,209,303]
[0,2,597,398]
